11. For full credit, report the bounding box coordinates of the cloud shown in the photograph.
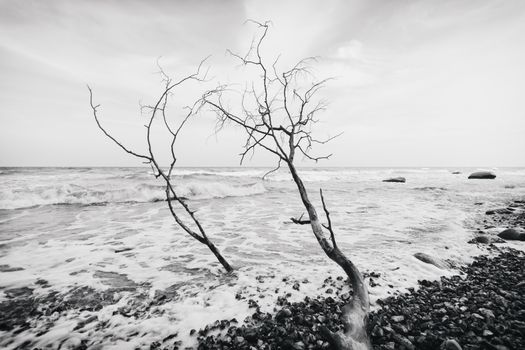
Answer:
[0,0,524,166]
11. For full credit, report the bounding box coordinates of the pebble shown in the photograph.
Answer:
[189,199,525,350]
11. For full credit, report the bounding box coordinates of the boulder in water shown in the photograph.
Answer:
[470,235,491,244]
[451,171,461,175]
[468,235,505,244]
[468,171,496,179]
[486,208,512,215]
[498,228,525,241]
[414,253,449,269]
[382,177,406,183]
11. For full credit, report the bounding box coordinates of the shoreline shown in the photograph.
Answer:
[187,199,525,350]
[0,197,523,349]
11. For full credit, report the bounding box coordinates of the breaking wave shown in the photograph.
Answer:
[0,182,266,210]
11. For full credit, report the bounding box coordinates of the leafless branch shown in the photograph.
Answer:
[262,158,282,180]
[290,213,311,225]
[88,60,233,273]
[203,21,371,348]
[88,86,151,162]
[320,189,337,249]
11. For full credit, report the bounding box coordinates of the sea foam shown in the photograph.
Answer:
[0,169,266,209]
[1,167,524,349]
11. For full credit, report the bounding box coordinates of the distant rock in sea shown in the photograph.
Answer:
[486,208,513,215]
[382,177,406,183]
[498,228,525,241]
[451,171,461,174]
[468,171,496,179]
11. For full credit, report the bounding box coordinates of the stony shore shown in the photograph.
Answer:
[1,199,524,349]
[186,199,525,350]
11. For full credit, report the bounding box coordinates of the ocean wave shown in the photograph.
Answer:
[175,181,266,200]
[0,169,19,176]
[0,181,266,210]
[413,186,448,192]
[174,169,265,179]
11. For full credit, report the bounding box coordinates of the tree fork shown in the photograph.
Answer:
[204,20,372,349]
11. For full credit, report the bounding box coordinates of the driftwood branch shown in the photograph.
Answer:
[88,60,233,273]
[204,21,370,348]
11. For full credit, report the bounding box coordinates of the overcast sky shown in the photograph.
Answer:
[1,0,524,167]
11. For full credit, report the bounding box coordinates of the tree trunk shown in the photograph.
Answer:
[287,163,371,350]
[206,241,233,273]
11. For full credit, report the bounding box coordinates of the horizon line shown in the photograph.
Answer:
[1,165,523,169]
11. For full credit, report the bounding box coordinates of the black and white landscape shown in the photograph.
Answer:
[1,1,524,349]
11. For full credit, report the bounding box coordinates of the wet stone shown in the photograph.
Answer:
[0,264,24,272]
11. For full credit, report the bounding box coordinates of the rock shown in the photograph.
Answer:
[470,235,491,244]
[371,325,383,337]
[35,278,50,287]
[275,308,292,322]
[468,235,505,244]
[441,339,462,350]
[114,247,133,253]
[235,336,245,343]
[491,345,510,350]
[483,329,494,336]
[414,252,449,269]
[162,333,178,343]
[468,171,496,179]
[0,265,24,272]
[392,334,414,350]
[498,228,525,241]
[293,341,305,350]
[486,208,513,215]
[452,171,461,174]
[382,177,406,183]
[385,342,396,350]
[4,287,33,299]
[244,329,258,343]
[471,313,484,320]
[479,308,495,319]
[391,315,405,322]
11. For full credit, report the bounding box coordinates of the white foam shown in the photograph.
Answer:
[0,169,266,209]
[0,167,524,349]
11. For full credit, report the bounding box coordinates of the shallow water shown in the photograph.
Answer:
[0,167,524,349]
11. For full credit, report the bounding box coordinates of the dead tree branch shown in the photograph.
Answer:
[290,213,311,225]
[88,60,233,273]
[203,21,370,349]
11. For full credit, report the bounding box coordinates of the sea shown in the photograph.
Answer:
[0,167,524,349]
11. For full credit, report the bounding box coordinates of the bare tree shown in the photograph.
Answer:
[88,61,233,273]
[202,21,370,349]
